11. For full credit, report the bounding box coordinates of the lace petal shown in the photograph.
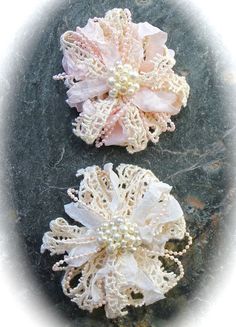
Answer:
[73,98,116,144]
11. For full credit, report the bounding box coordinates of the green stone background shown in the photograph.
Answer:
[5,0,235,326]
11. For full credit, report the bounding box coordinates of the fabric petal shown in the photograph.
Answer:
[82,98,96,115]
[132,181,172,225]
[64,202,105,228]
[138,225,154,244]
[104,121,128,146]
[78,19,105,44]
[78,19,120,67]
[62,54,88,81]
[117,253,164,305]
[117,253,138,283]
[135,269,165,305]
[137,22,167,71]
[126,25,144,68]
[159,195,183,224]
[67,240,99,267]
[137,22,167,41]
[67,79,108,107]
[132,88,178,114]
[104,163,122,212]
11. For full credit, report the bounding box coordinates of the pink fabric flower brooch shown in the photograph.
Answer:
[41,164,192,318]
[54,8,190,153]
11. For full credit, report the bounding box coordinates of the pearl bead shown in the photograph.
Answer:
[121,240,127,247]
[129,71,139,79]
[127,81,133,88]
[117,64,123,71]
[111,226,118,232]
[123,63,132,70]
[109,89,117,97]
[119,225,128,232]
[109,67,115,74]
[127,88,135,96]
[119,86,127,94]
[120,76,128,84]
[114,82,121,90]
[116,217,124,224]
[108,77,116,86]
[97,237,104,244]
[107,244,116,253]
[113,233,121,241]
[129,235,136,242]
[130,246,137,253]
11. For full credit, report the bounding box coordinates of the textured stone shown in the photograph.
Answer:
[4,0,235,326]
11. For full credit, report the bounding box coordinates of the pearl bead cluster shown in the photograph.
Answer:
[97,217,141,254]
[107,61,140,98]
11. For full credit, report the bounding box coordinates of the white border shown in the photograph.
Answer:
[0,1,235,326]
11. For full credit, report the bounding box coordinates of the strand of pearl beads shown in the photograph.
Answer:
[164,232,192,257]
[164,253,185,284]
[67,188,79,202]
[95,106,126,148]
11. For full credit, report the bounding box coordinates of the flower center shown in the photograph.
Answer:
[108,62,140,98]
[97,217,141,254]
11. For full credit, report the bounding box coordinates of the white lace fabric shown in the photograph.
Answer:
[41,164,192,318]
[54,8,190,153]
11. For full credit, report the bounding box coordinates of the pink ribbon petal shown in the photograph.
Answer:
[62,55,88,80]
[136,22,168,71]
[78,19,121,67]
[66,79,108,107]
[103,121,128,146]
[132,88,178,114]
[136,22,167,41]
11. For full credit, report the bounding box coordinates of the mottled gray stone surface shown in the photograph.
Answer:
[5,0,236,326]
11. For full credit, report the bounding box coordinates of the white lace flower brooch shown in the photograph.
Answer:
[41,163,192,319]
[54,8,190,153]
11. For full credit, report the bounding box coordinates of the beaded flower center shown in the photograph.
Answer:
[97,217,141,254]
[108,62,140,98]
